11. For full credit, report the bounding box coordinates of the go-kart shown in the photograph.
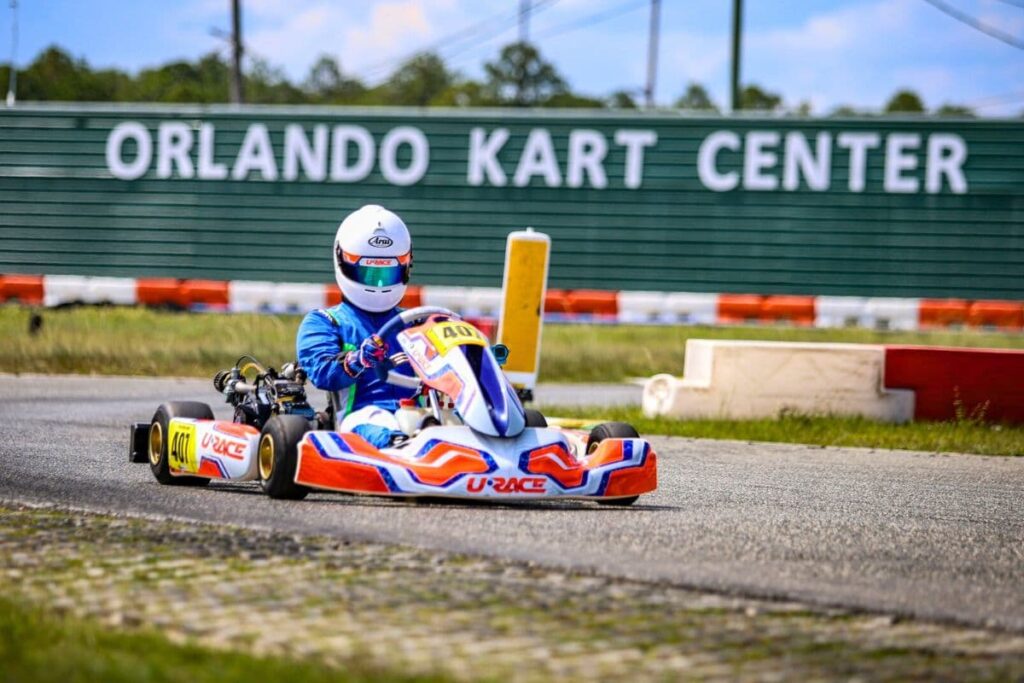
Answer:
[128,306,657,505]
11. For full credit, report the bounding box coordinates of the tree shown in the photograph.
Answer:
[246,58,304,104]
[739,84,782,111]
[304,55,365,103]
[936,103,975,118]
[17,46,128,101]
[544,92,604,108]
[483,42,567,107]
[385,53,453,106]
[133,53,230,103]
[884,89,925,113]
[829,105,863,117]
[430,79,492,107]
[674,82,717,111]
[606,90,637,109]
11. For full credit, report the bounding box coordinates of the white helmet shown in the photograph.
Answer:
[333,205,412,312]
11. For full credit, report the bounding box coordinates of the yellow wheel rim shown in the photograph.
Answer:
[587,439,600,455]
[148,422,163,466]
[258,434,275,481]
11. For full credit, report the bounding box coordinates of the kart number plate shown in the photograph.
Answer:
[427,321,487,355]
[168,421,198,473]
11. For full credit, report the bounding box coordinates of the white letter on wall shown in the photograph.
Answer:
[467,127,509,186]
[783,132,831,191]
[884,133,920,193]
[106,121,152,180]
[836,132,880,192]
[697,130,741,192]
[567,130,608,189]
[379,126,429,186]
[614,129,657,189]
[330,125,375,182]
[197,123,227,180]
[743,131,780,191]
[925,133,967,194]
[232,124,279,181]
[514,129,562,187]
[157,122,195,179]
[283,124,328,181]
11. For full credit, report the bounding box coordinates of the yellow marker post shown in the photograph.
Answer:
[497,228,550,400]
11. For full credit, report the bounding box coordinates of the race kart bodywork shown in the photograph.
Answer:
[294,425,655,500]
[132,306,657,504]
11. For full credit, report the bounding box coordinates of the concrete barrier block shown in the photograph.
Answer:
[617,291,669,324]
[618,291,719,325]
[864,298,921,331]
[43,275,136,306]
[230,281,326,313]
[642,339,914,423]
[273,282,327,313]
[228,280,276,313]
[422,286,502,317]
[815,296,868,328]
[665,292,719,325]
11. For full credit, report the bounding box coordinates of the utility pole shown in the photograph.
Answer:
[519,0,531,44]
[644,0,661,108]
[730,0,743,113]
[230,0,244,105]
[6,0,17,107]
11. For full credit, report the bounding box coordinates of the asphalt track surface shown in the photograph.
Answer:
[1,374,1022,632]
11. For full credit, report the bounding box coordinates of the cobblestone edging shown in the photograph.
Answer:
[2,502,1023,682]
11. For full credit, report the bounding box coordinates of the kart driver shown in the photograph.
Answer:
[296,204,417,448]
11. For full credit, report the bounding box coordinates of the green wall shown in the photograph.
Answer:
[1,104,1021,298]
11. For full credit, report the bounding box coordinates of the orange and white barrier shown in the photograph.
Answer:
[1,273,1022,332]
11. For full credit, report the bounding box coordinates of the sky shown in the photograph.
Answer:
[3,0,1023,114]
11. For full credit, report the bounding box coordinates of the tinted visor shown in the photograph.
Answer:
[337,247,411,287]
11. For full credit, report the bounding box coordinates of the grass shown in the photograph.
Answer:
[2,304,1023,382]
[0,596,445,683]
[547,406,1024,456]
[1,304,1022,456]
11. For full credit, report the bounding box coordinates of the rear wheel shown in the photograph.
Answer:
[149,401,213,486]
[524,408,548,428]
[587,422,641,507]
[258,415,311,500]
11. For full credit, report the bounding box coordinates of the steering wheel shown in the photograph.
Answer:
[375,306,460,388]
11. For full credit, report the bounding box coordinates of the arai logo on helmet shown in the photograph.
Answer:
[368,235,393,248]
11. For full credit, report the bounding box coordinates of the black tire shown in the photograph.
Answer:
[524,408,548,428]
[149,401,214,486]
[258,415,311,500]
[586,422,641,507]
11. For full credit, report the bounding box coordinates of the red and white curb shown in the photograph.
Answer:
[1,274,1022,331]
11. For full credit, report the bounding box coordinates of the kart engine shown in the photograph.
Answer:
[213,356,317,429]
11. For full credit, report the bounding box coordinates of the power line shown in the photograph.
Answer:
[965,89,1024,107]
[440,0,649,90]
[992,0,1024,9]
[533,0,647,41]
[920,0,1024,50]
[358,0,561,81]
[435,0,562,65]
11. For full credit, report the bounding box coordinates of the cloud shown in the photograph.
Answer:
[345,1,434,72]
[740,0,1024,113]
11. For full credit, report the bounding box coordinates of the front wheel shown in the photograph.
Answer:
[587,422,641,507]
[149,401,213,486]
[258,415,311,500]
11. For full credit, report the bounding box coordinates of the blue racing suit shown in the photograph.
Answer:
[296,302,417,446]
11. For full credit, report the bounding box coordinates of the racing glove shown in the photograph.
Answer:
[341,334,388,378]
